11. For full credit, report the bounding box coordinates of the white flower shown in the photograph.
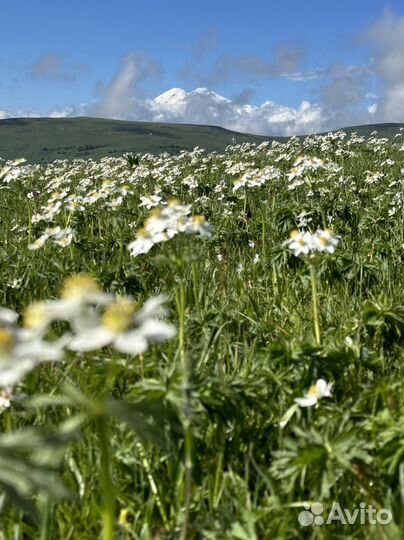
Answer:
[29,227,74,250]
[294,379,333,408]
[68,296,176,355]
[284,229,340,258]
[23,275,112,332]
[139,195,162,209]
[0,326,64,388]
[183,215,213,237]
[314,229,340,254]
[284,230,316,257]
[128,201,212,257]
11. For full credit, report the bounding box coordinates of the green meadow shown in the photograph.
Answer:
[0,125,404,539]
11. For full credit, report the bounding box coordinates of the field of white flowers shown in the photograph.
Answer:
[0,128,404,539]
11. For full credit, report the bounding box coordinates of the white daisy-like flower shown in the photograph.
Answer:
[284,229,340,258]
[139,194,163,209]
[314,229,340,254]
[23,275,112,333]
[284,230,316,257]
[294,379,333,408]
[68,296,176,355]
[28,226,74,250]
[128,201,212,257]
[0,326,64,388]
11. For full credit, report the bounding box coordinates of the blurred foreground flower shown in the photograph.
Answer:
[24,275,112,332]
[68,296,176,354]
[0,322,64,387]
[295,379,333,408]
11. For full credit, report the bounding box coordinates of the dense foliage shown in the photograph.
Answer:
[0,128,404,539]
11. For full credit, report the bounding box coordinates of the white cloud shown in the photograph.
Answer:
[94,86,326,136]
[85,53,326,135]
[90,51,161,119]
[362,10,404,122]
[49,107,75,118]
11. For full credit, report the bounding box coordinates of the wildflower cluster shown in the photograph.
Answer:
[284,229,340,257]
[29,226,74,250]
[127,199,213,257]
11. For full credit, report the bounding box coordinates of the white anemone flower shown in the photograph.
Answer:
[284,230,316,257]
[0,326,64,387]
[0,308,19,326]
[128,201,212,257]
[23,275,112,333]
[285,229,340,258]
[314,229,340,254]
[139,194,162,209]
[28,226,74,250]
[68,296,176,354]
[294,379,333,408]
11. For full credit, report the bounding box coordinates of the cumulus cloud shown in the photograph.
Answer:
[90,51,161,119]
[85,86,325,136]
[319,65,371,108]
[362,10,404,122]
[30,53,89,82]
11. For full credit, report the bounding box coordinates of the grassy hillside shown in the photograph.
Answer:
[1,117,402,164]
[320,122,404,139]
[0,117,271,163]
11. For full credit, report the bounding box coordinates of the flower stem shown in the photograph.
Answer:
[97,417,115,540]
[309,263,321,346]
[176,281,193,540]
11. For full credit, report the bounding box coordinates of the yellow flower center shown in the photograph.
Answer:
[147,208,162,219]
[307,384,320,398]
[0,328,14,355]
[168,198,180,207]
[192,215,206,226]
[102,300,136,333]
[61,275,101,300]
[137,227,151,239]
[23,302,47,329]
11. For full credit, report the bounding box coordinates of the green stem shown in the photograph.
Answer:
[309,263,321,346]
[39,494,51,540]
[97,417,115,540]
[27,201,32,245]
[176,283,186,369]
[176,282,193,540]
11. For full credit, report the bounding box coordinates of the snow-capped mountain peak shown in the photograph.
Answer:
[154,88,188,106]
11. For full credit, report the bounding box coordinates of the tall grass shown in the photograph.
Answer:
[0,129,404,539]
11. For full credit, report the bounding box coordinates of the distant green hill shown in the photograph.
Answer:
[0,117,402,164]
[0,117,272,163]
[322,122,404,139]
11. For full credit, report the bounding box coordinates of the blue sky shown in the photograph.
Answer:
[1,0,403,134]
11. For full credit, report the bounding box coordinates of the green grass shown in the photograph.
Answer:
[0,128,404,539]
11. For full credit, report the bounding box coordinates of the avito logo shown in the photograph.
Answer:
[298,502,392,526]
